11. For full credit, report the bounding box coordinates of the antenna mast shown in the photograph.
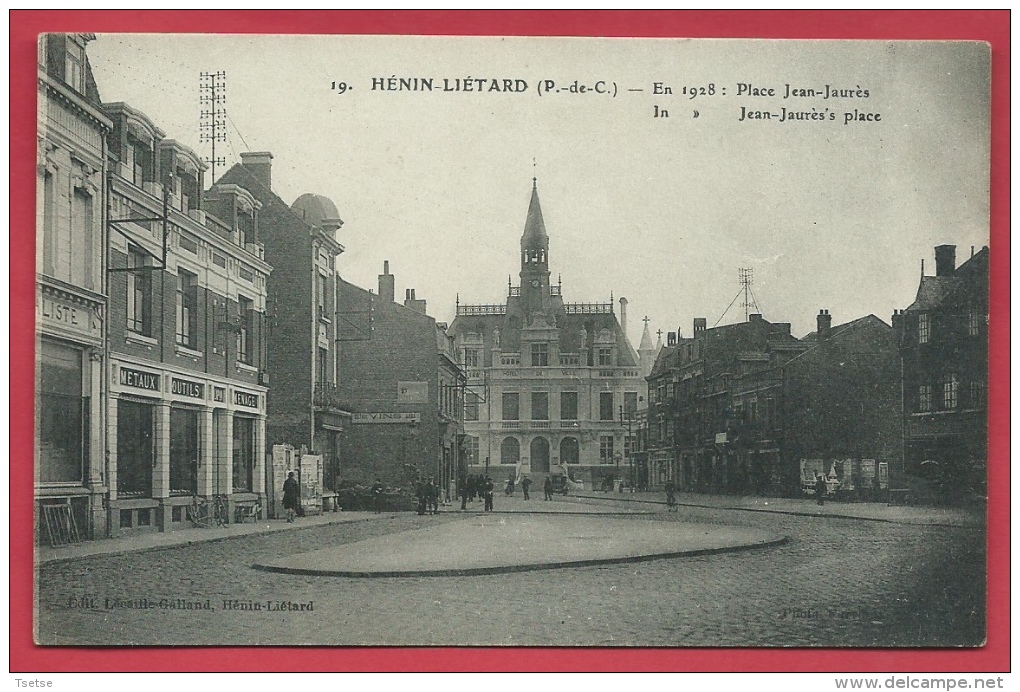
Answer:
[199,71,227,184]
[739,268,754,322]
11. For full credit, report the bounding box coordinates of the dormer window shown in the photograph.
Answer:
[597,347,614,366]
[238,207,255,248]
[127,134,153,186]
[64,36,86,93]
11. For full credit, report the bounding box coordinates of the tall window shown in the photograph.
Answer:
[918,385,932,412]
[531,342,549,367]
[463,348,479,368]
[463,435,479,465]
[942,374,958,410]
[531,392,549,420]
[624,391,638,415]
[38,341,85,484]
[560,391,578,420]
[42,171,55,276]
[232,416,255,492]
[598,347,613,366]
[918,313,930,344]
[64,37,85,93]
[169,407,199,496]
[317,347,330,385]
[127,248,152,336]
[599,435,614,464]
[237,296,254,364]
[176,270,198,348]
[238,209,254,248]
[500,437,520,466]
[501,392,519,421]
[464,392,480,421]
[599,391,614,421]
[968,380,987,409]
[316,272,328,321]
[72,188,95,289]
[968,311,982,337]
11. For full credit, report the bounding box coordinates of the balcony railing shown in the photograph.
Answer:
[564,302,613,315]
[313,383,346,411]
[457,303,506,316]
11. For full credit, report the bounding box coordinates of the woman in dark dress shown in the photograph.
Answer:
[283,471,300,522]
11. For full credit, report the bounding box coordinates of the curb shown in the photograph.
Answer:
[251,535,791,578]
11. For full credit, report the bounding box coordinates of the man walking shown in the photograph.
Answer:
[543,475,553,501]
[521,476,532,501]
[459,476,469,510]
[483,476,495,512]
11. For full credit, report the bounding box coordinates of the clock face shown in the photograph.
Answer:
[531,280,540,288]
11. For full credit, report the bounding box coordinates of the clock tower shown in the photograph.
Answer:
[520,178,551,317]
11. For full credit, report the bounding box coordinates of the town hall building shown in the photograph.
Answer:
[448,180,646,490]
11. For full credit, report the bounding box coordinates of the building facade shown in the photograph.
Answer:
[104,104,271,536]
[336,263,465,499]
[36,33,111,541]
[898,245,989,500]
[448,180,645,490]
[216,155,347,493]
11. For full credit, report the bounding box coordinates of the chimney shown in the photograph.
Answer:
[891,309,904,333]
[404,288,427,314]
[378,261,395,303]
[817,309,832,341]
[935,245,957,277]
[619,297,628,337]
[667,331,677,346]
[240,152,273,191]
[749,313,763,322]
[694,317,707,337]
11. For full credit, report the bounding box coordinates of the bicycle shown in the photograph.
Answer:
[187,495,229,528]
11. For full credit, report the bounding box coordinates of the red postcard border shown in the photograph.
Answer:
[10,10,1010,673]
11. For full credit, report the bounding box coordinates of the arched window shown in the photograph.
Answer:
[560,437,579,465]
[500,437,520,466]
[531,436,550,472]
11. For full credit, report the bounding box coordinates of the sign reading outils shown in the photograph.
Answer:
[172,377,205,399]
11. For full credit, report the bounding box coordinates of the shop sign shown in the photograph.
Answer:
[213,387,226,402]
[351,412,421,424]
[171,377,205,399]
[235,390,259,408]
[37,292,101,341]
[397,381,428,404]
[119,367,160,391]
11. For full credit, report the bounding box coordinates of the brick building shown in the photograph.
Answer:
[335,263,465,498]
[647,310,901,498]
[215,156,347,491]
[898,244,989,500]
[448,180,645,491]
[36,33,111,540]
[103,104,271,536]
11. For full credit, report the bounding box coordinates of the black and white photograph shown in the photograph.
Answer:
[32,31,992,650]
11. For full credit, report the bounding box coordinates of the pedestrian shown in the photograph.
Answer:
[459,476,469,510]
[414,478,427,515]
[665,478,677,511]
[282,471,299,523]
[816,473,826,506]
[484,476,494,512]
[506,474,516,496]
[372,477,385,513]
[521,476,532,501]
[544,476,553,501]
[426,477,439,515]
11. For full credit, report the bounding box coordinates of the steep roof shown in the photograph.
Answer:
[905,246,989,312]
[639,320,655,351]
[520,179,548,249]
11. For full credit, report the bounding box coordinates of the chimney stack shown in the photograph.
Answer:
[378,261,395,303]
[817,309,832,341]
[667,332,677,346]
[694,318,707,337]
[935,244,957,277]
[619,297,628,338]
[404,288,427,314]
[239,152,273,191]
[749,313,763,322]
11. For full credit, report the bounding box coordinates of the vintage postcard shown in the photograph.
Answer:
[31,31,993,656]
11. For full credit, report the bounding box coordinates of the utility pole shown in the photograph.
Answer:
[199,71,227,184]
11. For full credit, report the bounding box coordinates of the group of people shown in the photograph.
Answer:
[459,474,497,511]
[414,477,440,515]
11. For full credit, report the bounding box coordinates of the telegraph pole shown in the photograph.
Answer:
[199,71,227,183]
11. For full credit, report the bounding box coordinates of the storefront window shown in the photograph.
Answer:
[38,340,85,484]
[117,399,153,497]
[232,416,255,492]
[169,407,199,496]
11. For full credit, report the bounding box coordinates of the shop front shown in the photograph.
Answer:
[108,357,266,536]
[36,282,105,544]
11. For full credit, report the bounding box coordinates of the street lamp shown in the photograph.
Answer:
[620,404,635,492]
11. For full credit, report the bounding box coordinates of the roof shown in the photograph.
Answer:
[520,180,548,249]
[638,320,655,351]
[292,193,343,229]
[905,246,989,312]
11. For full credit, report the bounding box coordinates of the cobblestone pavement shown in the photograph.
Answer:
[35,496,985,647]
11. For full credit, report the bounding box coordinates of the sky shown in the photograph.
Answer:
[86,35,990,344]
